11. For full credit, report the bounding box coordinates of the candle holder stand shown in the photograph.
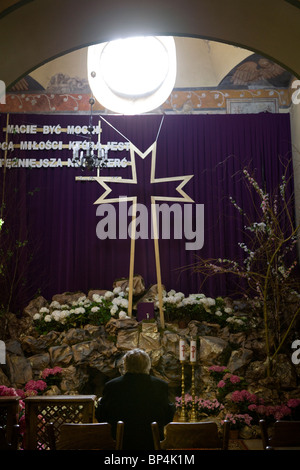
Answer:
[178,361,188,422]
[189,362,198,422]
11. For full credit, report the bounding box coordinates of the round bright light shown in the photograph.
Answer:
[101,37,169,96]
[88,36,177,114]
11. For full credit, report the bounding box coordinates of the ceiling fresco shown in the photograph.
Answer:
[4,38,295,114]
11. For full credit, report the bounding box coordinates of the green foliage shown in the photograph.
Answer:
[157,290,249,332]
[32,288,129,334]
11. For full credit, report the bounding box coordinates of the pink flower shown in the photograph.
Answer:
[273,405,291,420]
[222,413,252,429]
[231,389,257,403]
[229,375,241,384]
[41,367,62,379]
[209,365,227,373]
[15,389,26,399]
[0,385,18,396]
[248,404,257,411]
[25,380,47,392]
[287,399,300,408]
[217,380,226,388]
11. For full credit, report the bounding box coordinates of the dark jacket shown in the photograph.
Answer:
[95,372,175,450]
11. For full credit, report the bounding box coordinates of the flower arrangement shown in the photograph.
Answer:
[230,389,261,413]
[41,366,62,387]
[216,373,246,402]
[230,389,300,424]
[207,366,300,426]
[222,413,253,430]
[196,398,224,416]
[208,367,247,402]
[156,290,249,332]
[175,394,224,418]
[287,398,300,420]
[175,364,300,430]
[208,366,247,402]
[24,380,47,396]
[33,287,130,334]
[0,385,20,397]
[208,365,228,381]
[175,393,194,412]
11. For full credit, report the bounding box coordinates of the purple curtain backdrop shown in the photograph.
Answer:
[0,113,294,313]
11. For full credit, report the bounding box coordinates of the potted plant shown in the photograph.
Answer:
[222,413,253,439]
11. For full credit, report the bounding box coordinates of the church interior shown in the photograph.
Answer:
[0,0,300,454]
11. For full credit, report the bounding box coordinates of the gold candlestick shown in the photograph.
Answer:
[178,361,188,422]
[189,362,198,422]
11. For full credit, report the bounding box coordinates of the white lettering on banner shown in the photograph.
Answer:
[0,158,66,168]
[19,140,63,150]
[0,158,130,169]
[42,125,62,134]
[67,125,100,135]
[0,119,130,169]
[0,141,14,151]
[6,124,37,134]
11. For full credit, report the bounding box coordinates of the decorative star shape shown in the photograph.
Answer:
[92,140,194,329]
[93,141,194,205]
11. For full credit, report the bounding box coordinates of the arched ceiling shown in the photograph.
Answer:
[27,38,255,92]
[0,0,300,89]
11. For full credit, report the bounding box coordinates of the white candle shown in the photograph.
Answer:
[179,339,186,361]
[190,340,197,362]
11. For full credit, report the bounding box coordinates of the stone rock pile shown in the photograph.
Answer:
[1,289,300,411]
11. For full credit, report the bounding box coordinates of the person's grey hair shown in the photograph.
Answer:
[123,348,151,374]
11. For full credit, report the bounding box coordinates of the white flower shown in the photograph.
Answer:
[113,286,122,294]
[104,291,114,299]
[60,310,70,318]
[50,301,61,309]
[215,310,222,317]
[119,311,127,319]
[33,313,41,321]
[92,294,103,303]
[44,315,52,322]
[51,310,62,322]
[74,307,85,315]
[77,296,87,303]
[225,307,233,314]
[195,294,206,299]
[110,305,118,315]
[174,292,185,300]
[226,317,234,323]
[40,307,49,314]
[120,298,128,308]
[91,306,100,313]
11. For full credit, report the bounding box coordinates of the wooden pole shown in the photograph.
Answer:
[151,197,165,329]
